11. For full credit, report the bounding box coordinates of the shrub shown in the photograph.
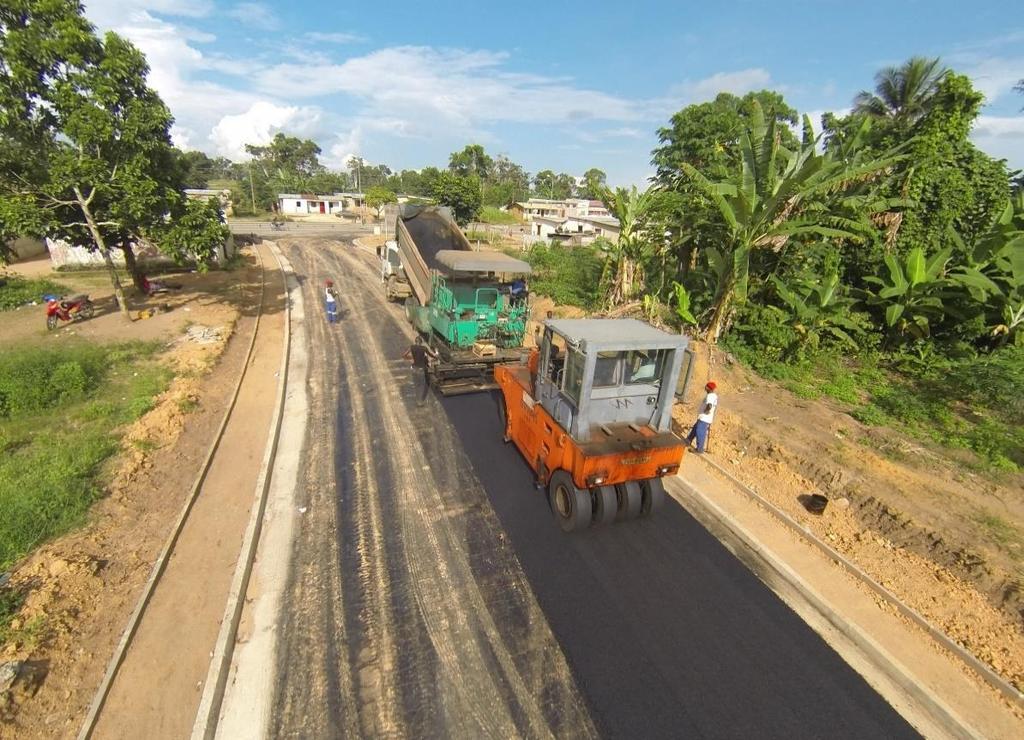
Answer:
[0,276,70,311]
[524,242,603,310]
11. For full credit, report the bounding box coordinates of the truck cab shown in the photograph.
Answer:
[376,240,412,301]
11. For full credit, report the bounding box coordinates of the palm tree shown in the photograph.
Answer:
[681,103,905,341]
[599,185,659,307]
[853,56,948,127]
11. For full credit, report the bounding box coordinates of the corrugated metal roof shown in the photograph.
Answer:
[546,318,685,350]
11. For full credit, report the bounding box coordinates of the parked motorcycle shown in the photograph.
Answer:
[44,293,95,330]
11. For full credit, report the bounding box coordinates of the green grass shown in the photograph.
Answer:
[0,341,171,573]
[722,338,1024,474]
[478,206,521,225]
[464,229,496,243]
[0,275,71,310]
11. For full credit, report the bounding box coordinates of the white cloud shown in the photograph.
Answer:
[227,2,279,31]
[210,102,323,160]
[679,68,774,100]
[83,0,213,25]
[255,46,642,133]
[324,128,364,170]
[306,31,366,44]
[170,124,194,149]
[972,115,1024,168]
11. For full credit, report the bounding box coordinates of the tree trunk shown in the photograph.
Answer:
[120,241,146,294]
[703,272,736,343]
[75,189,130,319]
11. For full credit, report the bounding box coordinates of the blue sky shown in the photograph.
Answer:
[84,1,1024,186]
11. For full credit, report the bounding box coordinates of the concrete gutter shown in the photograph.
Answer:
[205,244,310,738]
[191,240,294,739]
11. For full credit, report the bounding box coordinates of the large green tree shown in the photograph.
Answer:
[0,1,198,315]
[432,172,482,225]
[448,144,494,180]
[580,168,607,199]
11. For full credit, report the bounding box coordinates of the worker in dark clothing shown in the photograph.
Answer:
[403,336,438,404]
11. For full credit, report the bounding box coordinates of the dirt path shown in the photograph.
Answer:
[86,242,285,739]
[0,250,267,739]
[271,238,595,738]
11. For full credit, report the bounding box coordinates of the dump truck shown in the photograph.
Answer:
[495,318,688,531]
[394,205,533,395]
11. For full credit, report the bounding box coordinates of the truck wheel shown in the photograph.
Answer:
[549,470,591,532]
[640,478,666,516]
[615,481,643,521]
[593,485,618,525]
[385,276,397,301]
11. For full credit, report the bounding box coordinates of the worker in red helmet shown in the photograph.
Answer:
[685,381,719,453]
[325,279,339,323]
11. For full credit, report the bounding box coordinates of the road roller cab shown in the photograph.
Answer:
[494,318,689,531]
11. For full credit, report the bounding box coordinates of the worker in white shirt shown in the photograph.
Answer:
[685,381,718,453]
[325,279,339,323]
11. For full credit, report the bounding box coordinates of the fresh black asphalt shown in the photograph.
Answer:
[443,392,920,739]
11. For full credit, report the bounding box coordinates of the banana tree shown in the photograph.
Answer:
[864,246,951,342]
[681,103,905,341]
[769,270,861,358]
[599,185,660,307]
[948,194,1024,345]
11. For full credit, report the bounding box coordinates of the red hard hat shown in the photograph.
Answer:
[326,279,333,286]
[705,381,717,391]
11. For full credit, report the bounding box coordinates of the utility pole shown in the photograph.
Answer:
[248,160,256,213]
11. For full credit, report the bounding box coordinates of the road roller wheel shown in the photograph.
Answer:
[549,470,592,532]
[593,485,618,525]
[640,477,666,516]
[496,393,510,442]
[615,481,643,521]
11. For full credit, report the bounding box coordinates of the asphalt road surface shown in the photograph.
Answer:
[272,237,918,739]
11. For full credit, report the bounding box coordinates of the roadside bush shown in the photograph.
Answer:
[0,275,70,310]
[0,346,109,417]
[524,242,603,310]
[721,303,797,368]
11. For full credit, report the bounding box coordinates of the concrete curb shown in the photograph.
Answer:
[666,477,979,739]
[77,244,270,740]
[191,240,292,739]
[693,452,1024,710]
[213,243,309,737]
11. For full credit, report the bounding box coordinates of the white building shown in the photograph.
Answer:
[277,193,345,216]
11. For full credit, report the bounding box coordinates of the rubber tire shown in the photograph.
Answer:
[46,314,58,331]
[496,393,510,442]
[79,302,94,319]
[549,470,592,532]
[385,276,397,302]
[640,477,666,516]
[593,485,618,525]
[615,481,643,521]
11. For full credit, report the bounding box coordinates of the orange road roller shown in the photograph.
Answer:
[495,318,690,531]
